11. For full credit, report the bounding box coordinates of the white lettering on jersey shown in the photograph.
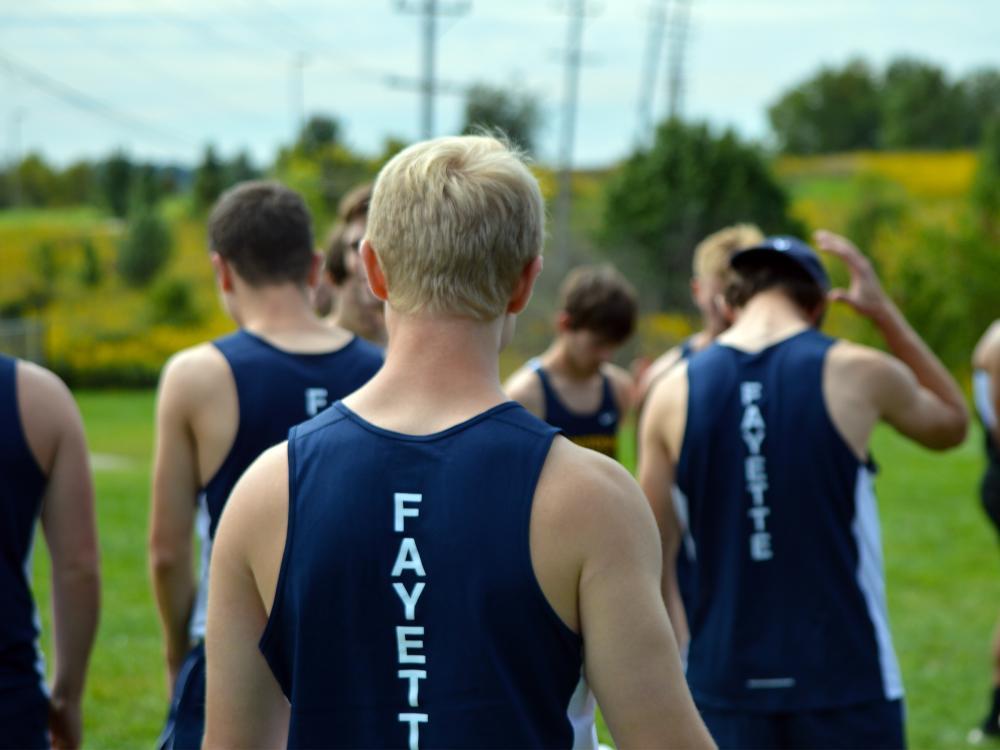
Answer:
[399,669,426,707]
[396,626,426,664]
[393,581,426,621]
[304,387,328,417]
[399,713,429,750]
[394,493,422,532]
[392,538,427,577]
[740,381,773,561]
[392,492,429,744]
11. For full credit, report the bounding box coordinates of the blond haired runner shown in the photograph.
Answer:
[635,223,765,407]
[202,136,713,750]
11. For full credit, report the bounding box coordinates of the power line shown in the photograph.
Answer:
[553,0,601,264]
[0,51,196,147]
[394,0,472,140]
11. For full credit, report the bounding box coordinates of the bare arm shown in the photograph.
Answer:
[576,460,711,748]
[976,324,1000,444]
[203,445,290,748]
[815,230,968,450]
[605,363,636,417]
[149,355,201,692]
[637,370,689,648]
[20,364,100,750]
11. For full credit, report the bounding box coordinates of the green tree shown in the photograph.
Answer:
[297,115,341,157]
[880,58,965,149]
[768,60,881,154]
[958,69,1000,144]
[147,276,202,327]
[117,209,172,287]
[461,83,542,155]
[193,145,226,212]
[602,119,802,307]
[226,151,259,186]
[971,115,1000,236]
[78,238,103,287]
[101,151,133,218]
[16,154,60,207]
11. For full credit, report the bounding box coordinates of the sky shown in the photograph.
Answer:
[1,0,997,170]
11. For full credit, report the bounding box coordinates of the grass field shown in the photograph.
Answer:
[28,390,1000,748]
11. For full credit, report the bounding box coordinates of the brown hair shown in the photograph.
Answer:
[560,264,638,343]
[208,180,313,287]
[724,253,826,312]
[322,222,356,285]
[337,183,373,224]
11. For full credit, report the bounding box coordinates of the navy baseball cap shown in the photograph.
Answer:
[730,236,831,291]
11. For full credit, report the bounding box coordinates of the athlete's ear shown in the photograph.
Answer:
[210,252,235,293]
[305,251,323,290]
[360,239,389,301]
[506,255,543,314]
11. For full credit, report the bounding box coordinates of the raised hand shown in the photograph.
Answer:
[813,229,891,321]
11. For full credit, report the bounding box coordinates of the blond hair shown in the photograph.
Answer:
[692,224,765,281]
[366,135,544,321]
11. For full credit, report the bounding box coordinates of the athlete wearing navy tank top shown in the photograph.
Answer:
[202,136,713,749]
[0,355,99,749]
[505,265,636,459]
[970,320,1000,743]
[634,225,764,616]
[639,231,968,749]
[149,181,382,750]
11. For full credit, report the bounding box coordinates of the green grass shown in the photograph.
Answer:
[28,391,999,747]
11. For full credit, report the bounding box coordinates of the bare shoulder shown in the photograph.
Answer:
[974,321,1000,369]
[602,362,635,411]
[157,342,231,410]
[215,442,290,607]
[503,361,544,417]
[17,360,83,474]
[827,340,912,396]
[535,436,657,547]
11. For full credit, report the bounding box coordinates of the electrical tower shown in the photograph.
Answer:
[664,0,691,121]
[394,0,471,139]
[635,0,669,147]
[554,0,600,265]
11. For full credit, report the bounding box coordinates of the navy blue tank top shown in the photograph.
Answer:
[532,363,618,457]
[202,330,383,538]
[260,401,597,749]
[0,355,48,690]
[676,329,902,712]
[974,370,999,465]
[189,331,383,642]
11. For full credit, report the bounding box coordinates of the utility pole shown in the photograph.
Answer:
[291,51,310,140]
[554,0,600,265]
[664,0,691,121]
[635,0,670,147]
[9,108,24,207]
[395,0,471,140]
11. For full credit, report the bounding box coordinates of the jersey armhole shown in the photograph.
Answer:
[520,432,585,645]
[257,439,297,697]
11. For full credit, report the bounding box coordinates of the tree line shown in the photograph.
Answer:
[769,57,1000,153]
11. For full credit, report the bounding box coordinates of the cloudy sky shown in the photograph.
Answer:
[1,0,996,169]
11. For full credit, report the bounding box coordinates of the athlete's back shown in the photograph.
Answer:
[679,330,901,710]
[0,354,99,749]
[150,180,383,750]
[262,402,593,747]
[203,136,714,750]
